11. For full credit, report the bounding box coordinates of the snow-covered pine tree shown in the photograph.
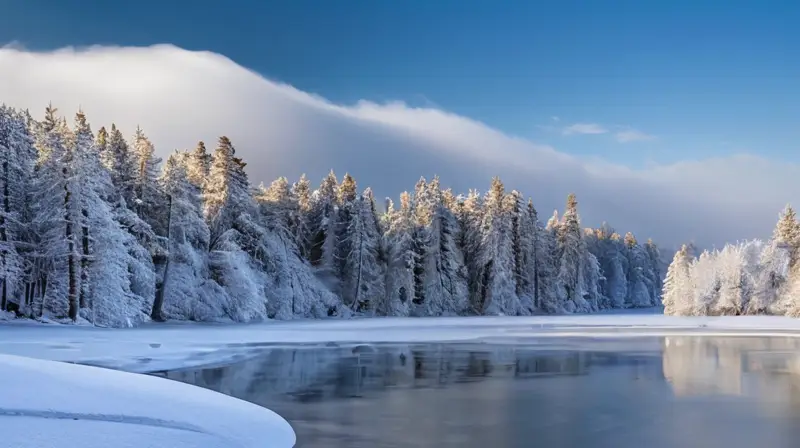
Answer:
[412,177,469,316]
[508,191,535,314]
[579,236,604,312]
[131,127,166,235]
[335,173,359,296]
[307,171,339,290]
[662,244,695,315]
[381,193,415,316]
[555,194,589,312]
[186,141,211,190]
[713,244,751,316]
[151,151,209,320]
[258,177,298,237]
[0,106,35,313]
[71,111,96,311]
[95,126,108,164]
[530,200,558,312]
[455,190,485,314]
[291,174,312,258]
[201,136,269,321]
[644,239,663,306]
[71,111,153,326]
[104,124,137,207]
[253,177,342,320]
[204,137,251,247]
[477,177,517,315]
[410,177,430,309]
[95,126,163,312]
[749,242,791,315]
[590,226,628,309]
[30,105,80,320]
[691,250,721,316]
[546,210,560,232]
[774,204,800,260]
[623,232,653,308]
[339,188,385,312]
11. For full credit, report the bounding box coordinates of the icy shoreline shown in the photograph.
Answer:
[5,312,800,373]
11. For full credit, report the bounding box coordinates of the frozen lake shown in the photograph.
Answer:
[153,335,800,447]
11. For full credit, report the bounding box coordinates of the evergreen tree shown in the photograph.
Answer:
[555,194,588,312]
[478,177,517,315]
[0,106,35,312]
[72,112,153,326]
[258,177,298,236]
[508,191,536,314]
[306,171,340,290]
[30,105,79,320]
[456,189,485,314]
[340,188,384,312]
[95,126,108,161]
[186,141,211,190]
[382,193,415,316]
[662,244,694,315]
[713,244,750,316]
[592,228,628,309]
[104,124,136,206]
[624,232,653,308]
[530,200,558,312]
[335,173,359,296]
[151,152,212,321]
[413,177,469,316]
[131,127,165,234]
[204,136,252,247]
[690,250,720,315]
[645,239,663,306]
[291,174,312,257]
[774,204,800,265]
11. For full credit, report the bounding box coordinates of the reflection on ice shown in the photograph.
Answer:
[663,336,800,402]
[155,338,800,448]
[155,344,599,400]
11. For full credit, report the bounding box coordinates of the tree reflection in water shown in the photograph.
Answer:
[153,339,800,448]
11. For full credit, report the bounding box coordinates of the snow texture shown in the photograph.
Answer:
[0,353,296,448]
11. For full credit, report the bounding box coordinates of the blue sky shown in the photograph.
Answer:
[3,0,800,168]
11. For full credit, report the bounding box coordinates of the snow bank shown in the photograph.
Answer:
[0,354,296,448]
[6,312,800,373]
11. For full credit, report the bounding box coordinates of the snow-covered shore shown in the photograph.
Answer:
[0,354,296,448]
[5,313,800,373]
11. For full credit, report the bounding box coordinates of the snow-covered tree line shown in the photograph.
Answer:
[0,105,664,327]
[662,205,800,317]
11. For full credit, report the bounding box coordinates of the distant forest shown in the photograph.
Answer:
[0,104,664,327]
[663,205,800,317]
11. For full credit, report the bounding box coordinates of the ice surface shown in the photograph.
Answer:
[0,354,296,448]
[5,310,800,373]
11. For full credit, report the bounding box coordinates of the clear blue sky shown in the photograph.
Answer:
[3,0,800,167]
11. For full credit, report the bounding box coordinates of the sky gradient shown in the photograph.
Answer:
[4,0,800,165]
[1,0,800,247]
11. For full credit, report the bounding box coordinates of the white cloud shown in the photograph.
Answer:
[616,128,657,143]
[0,44,796,249]
[562,123,608,135]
